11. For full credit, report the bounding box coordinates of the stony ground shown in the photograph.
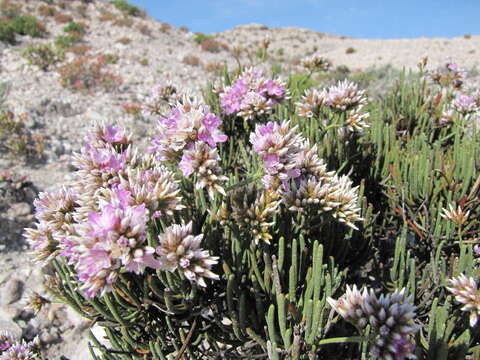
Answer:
[0,0,478,358]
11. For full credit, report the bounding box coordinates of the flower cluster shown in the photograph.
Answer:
[250,121,362,229]
[0,333,38,360]
[301,54,331,72]
[296,80,370,133]
[156,222,219,287]
[149,96,228,196]
[220,67,288,120]
[328,286,420,360]
[25,122,218,298]
[447,274,480,327]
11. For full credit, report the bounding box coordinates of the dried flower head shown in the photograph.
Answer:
[345,106,370,133]
[326,80,368,111]
[301,54,331,72]
[441,204,470,227]
[141,81,179,117]
[295,89,327,118]
[229,185,281,244]
[24,292,50,315]
[447,274,480,327]
[156,222,219,287]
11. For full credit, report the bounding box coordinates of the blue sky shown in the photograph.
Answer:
[128,0,479,39]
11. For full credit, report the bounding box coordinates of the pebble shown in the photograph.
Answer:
[1,278,24,305]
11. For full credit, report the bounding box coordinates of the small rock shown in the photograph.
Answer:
[7,202,32,218]
[2,278,24,305]
[0,320,21,338]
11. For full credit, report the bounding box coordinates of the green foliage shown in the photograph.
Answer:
[10,15,46,38]
[22,43,64,71]
[193,32,213,44]
[63,21,86,34]
[55,34,81,49]
[0,19,15,44]
[109,0,144,17]
[0,84,45,160]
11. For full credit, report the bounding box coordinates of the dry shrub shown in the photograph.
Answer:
[179,25,189,33]
[137,24,152,37]
[345,47,356,54]
[113,16,134,27]
[66,44,91,55]
[0,110,45,160]
[204,61,224,74]
[57,55,123,93]
[0,0,21,19]
[54,13,72,24]
[182,55,200,66]
[98,8,117,22]
[200,39,228,53]
[37,4,56,17]
[75,4,88,18]
[159,22,171,33]
[116,37,131,45]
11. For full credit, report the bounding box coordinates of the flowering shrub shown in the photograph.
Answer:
[57,55,122,93]
[22,61,480,359]
[22,43,64,71]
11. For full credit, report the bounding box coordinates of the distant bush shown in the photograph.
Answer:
[63,21,86,35]
[116,36,131,45]
[0,20,15,44]
[179,25,189,33]
[55,34,81,49]
[74,4,88,18]
[159,22,172,32]
[98,8,117,22]
[345,47,356,54]
[137,24,152,36]
[464,34,472,39]
[113,16,134,27]
[182,55,200,66]
[0,0,21,19]
[201,39,225,53]
[10,15,46,37]
[57,55,123,93]
[22,43,64,71]
[65,44,91,55]
[0,110,45,160]
[204,60,224,73]
[193,32,212,44]
[53,13,72,24]
[110,0,144,17]
[37,4,56,17]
